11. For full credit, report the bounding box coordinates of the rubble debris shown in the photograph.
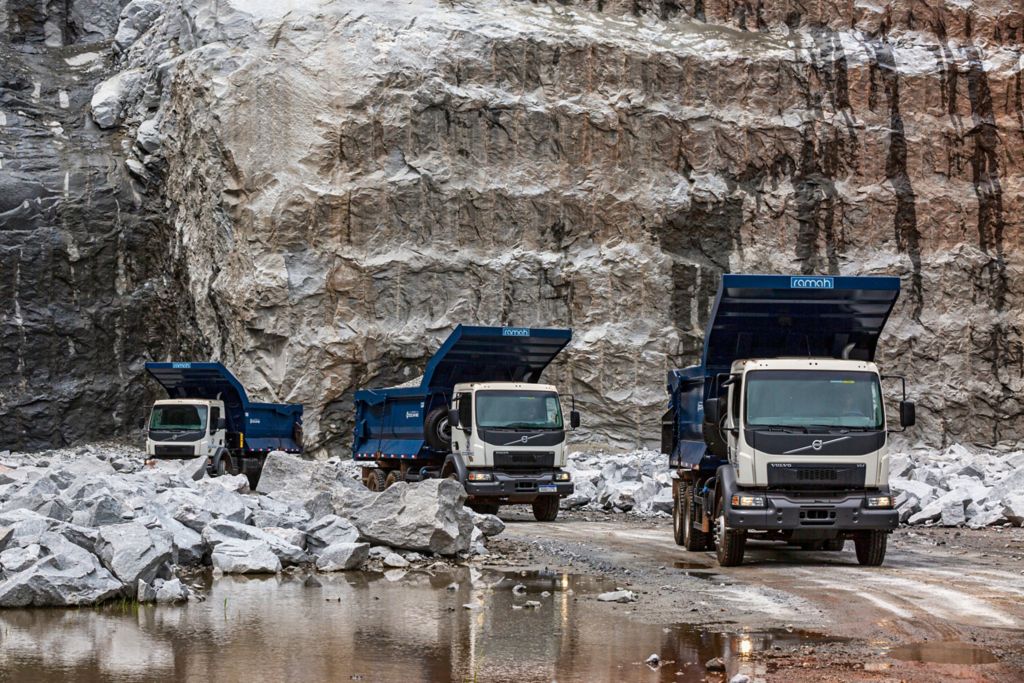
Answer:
[0,445,501,606]
[597,590,637,603]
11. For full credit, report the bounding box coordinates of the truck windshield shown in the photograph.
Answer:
[475,391,563,430]
[745,370,883,430]
[150,405,208,431]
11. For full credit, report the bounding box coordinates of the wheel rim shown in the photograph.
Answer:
[437,417,451,443]
[716,513,726,548]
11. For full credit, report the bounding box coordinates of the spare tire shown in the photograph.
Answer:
[424,406,452,450]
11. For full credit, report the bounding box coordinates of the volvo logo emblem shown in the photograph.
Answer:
[520,436,529,444]
[784,436,849,455]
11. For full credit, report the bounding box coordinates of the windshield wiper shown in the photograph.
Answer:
[806,424,877,432]
[755,424,808,433]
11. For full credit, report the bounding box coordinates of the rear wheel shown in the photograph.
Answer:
[672,488,686,546]
[532,495,559,522]
[366,468,387,492]
[714,496,746,567]
[854,531,887,566]
[384,470,402,488]
[678,484,710,551]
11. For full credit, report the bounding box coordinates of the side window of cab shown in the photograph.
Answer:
[458,393,472,433]
[210,406,220,433]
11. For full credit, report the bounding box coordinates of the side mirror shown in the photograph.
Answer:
[570,410,580,429]
[216,418,227,430]
[899,401,916,428]
[703,398,720,425]
[448,408,460,429]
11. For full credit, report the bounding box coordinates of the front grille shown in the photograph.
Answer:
[767,463,865,489]
[797,468,838,482]
[154,445,197,458]
[493,451,554,468]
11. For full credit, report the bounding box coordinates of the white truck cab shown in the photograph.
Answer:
[447,381,577,519]
[145,398,227,460]
[723,358,891,489]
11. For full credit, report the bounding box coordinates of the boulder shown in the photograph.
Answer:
[138,513,205,565]
[470,510,505,538]
[0,533,123,607]
[348,480,475,556]
[95,522,174,591]
[262,526,306,550]
[136,119,162,153]
[114,0,166,51]
[202,519,308,565]
[304,514,360,555]
[315,542,369,572]
[382,552,409,568]
[1002,494,1024,526]
[155,577,189,603]
[90,69,145,128]
[211,539,281,574]
[149,456,208,482]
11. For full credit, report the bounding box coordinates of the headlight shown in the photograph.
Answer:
[731,494,765,508]
[866,495,893,508]
[554,471,571,482]
[467,472,492,482]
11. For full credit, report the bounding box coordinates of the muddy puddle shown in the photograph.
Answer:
[888,641,1000,665]
[0,568,826,682]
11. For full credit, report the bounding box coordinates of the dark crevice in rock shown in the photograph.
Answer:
[873,40,924,319]
[964,45,1008,313]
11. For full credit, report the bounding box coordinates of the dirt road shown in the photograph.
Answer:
[492,512,1024,682]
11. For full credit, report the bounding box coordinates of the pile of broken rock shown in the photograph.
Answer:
[562,445,1024,530]
[0,447,502,607]
[561,449,673,515]
[889,445,1024,528]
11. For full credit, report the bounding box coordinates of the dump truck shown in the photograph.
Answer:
[662,275,915,567]
[352,325,580,521]
[144,362,303,488]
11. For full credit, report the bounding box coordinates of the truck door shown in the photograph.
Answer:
[210,406,224,448]
[454,393,472,452]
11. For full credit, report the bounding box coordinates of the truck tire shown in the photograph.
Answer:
[384,470,402,488]
[366,468,387,492]
[532,495,559,522]
[682,484,710,552]
[672,488,686,546]
[714,496,746,567]
[854,531,887,566]
[424,407,452,450]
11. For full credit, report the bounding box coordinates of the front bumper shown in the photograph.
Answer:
[464,470,573,501]
[726,490,898,531]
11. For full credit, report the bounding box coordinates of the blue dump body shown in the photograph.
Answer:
[664,274,901,469]
[352,326,572,462]
[145,362,303,454]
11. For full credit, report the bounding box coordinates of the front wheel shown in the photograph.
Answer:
[532,495,559,522]
[714,497,746,567]
[854,531,887,566]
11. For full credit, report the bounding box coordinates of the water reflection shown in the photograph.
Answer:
[0,568,824,682]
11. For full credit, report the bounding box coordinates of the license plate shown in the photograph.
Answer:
[538,485,557,493]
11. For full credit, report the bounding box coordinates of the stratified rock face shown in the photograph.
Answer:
[6,1,1024,453]
[0,0,206,451]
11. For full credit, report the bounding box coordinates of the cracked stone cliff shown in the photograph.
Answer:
[1,0,1022,455]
